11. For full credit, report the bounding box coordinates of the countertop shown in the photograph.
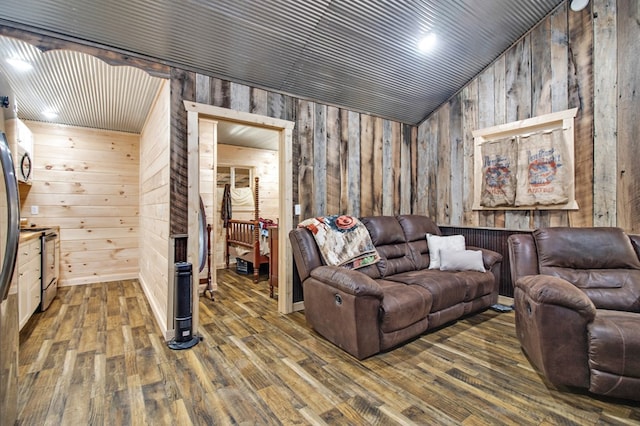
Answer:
[19,226,60,243]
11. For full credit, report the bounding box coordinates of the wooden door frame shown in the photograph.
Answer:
[183,101,295,326]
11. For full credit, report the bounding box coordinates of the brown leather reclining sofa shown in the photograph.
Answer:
[289,215,502,359]
[509,227,640,401]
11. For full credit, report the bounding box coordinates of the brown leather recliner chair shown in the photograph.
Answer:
[508,227,640,401]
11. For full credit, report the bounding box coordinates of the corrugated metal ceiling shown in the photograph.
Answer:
[0,0,565,127]
[0,36,163,133]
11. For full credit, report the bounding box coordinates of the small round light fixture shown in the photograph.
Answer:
[42,110,58,120]
[570,0,589,11]
[6,58,33,72]
[418,33,437,53]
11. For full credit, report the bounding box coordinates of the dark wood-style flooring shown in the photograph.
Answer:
[17,269,640,425]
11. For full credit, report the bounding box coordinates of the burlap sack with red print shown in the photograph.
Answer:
[480,136,517,207]
[515,128,571,206]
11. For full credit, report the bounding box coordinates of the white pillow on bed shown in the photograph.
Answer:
[439,249,486,272]
[426,234,465,269]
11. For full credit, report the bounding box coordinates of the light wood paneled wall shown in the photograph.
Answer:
[21,121,139,286]
[139,81,171,334]
[207,144,280,268]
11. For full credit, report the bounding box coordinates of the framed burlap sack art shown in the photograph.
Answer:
[515,128,572,206]
[472,108,579,211]
[480,136,517,207]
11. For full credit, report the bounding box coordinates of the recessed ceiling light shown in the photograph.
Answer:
[570,0,589,11]
[42,110,58,119]
[6,58,33,72]
[418,33,437,53]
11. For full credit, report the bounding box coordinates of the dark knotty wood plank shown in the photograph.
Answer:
[347,111,361,217]
[505,36,532,230]
[340,109,350,214]
[211,78,231,109]
[437,104,451,225]
[426,116,439,219]
[372,117,384,216]
[462,80,479,226]
[170,68,195,235]
[250,87,268,116]
[568,6,594,228]
[359,114,374,216]
[416,120,429,216]
[391,121,402,216]
[477,66,496,228]
[448,94,464,225]
[549,3,571,227]
[326,106,341,215]
[313,104,327,216]
[297,100,314,220]
[531,16,553,229]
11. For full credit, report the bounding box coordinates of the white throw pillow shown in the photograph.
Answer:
[426,234,465,269]
[439,249,486,272]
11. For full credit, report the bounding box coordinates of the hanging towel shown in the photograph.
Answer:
[221,183,232,228]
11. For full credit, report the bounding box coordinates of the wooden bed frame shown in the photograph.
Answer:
[225,177,272,283]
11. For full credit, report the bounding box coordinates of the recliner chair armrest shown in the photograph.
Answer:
[629,234,640,260]
[467,246,503,270]
[309,266,384,299]
[515,275,596,320]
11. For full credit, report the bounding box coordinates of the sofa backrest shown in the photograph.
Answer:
[397,215,441,270]
[361,216,414,277]
[534,227,640,311]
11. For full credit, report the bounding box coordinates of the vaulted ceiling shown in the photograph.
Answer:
[1,0,564,129]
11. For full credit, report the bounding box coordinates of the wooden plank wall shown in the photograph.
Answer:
[416,3,616,230]
[22,121,140,286]
[139,81,171,333]
[616,0,640,233]
[172,77,413,230]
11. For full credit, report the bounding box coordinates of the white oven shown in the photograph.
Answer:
[41,230,59,310]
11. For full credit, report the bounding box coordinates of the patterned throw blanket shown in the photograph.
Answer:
[298,215,380,269]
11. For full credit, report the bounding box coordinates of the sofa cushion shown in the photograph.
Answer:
[397,215,442,270]
[376,280,432,333]
[588,310,640,400]
[426,234,466,269]
[362,216,415,277]
[439,249,486,272]
[544,269,640,312]
[385,270,461,311]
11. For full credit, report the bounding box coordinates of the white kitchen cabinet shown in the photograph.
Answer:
[18,236,41,330]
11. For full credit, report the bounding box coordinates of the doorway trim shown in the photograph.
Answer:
[184,101,295,322]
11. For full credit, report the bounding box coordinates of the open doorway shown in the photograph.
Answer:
[184,102,295,334]
[198,119,280,298]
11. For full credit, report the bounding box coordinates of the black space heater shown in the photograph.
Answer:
[168,262,200,350]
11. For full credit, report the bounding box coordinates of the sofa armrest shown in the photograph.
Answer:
[629,234,640,261]
[515,275,596,320]
[466,246,503,270]
[309,266,383,299]
[514,275,595,388]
